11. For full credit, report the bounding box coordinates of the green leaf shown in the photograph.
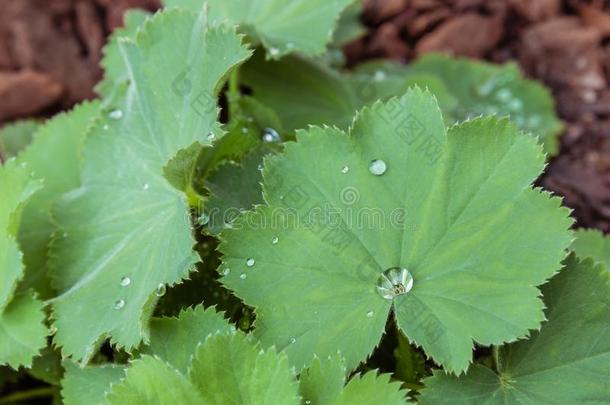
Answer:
[189,332,300,405]
[16,101,100,299]
[203,148,270,234]
[219,89,572,373]
[241,53,358,132]
[97,9,151,98]
[164,0,354,58]
[107,332,300,405]
[408,54,563,155]
[394,331,426,390]
[571,229,610,270]
[106,356,203,405]
[62,362,125,405]
[49,9,251,361]
[0,291,47,369]
[419,255,610,404]
[30,346,63,385]
[334,372,408,405]
[146,305,234,373]
[0,159,41,309]
[331,1,365,46]
[299,355,346,404]
[0,120,39,160]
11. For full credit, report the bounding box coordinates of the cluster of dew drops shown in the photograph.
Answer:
[114,276,166,310]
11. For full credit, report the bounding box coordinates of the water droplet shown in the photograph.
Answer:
[262,128,280,143]
[373,70,386,82]
[341,165,349,174]
[242,127,249,134]
[289,337,296,344]
[143,183,150,190]
[269,47,280,57]
[246,258,255,267]
[495,88,512,103]
[198,212,209,226]
[206,133,215,141]
[376,267,414,300]
[272,236,279,244]
[103,124,110,130]
[109,109,123,120]
[257,164,263,171]
[155,283,166,297]
[221,268,230,276]
[240,273,247,280]
[114,299,125,310]
[369,159,387,176]
[366,310,374,318]
[305,401,311,405]
[120,277,131,287]
[62,232,68,238]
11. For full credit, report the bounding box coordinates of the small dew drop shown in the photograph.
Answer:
[240,273,247,280]
[373,70,387,82]
[257,164,263,171]
[155,283,166,297]
[269,47,280,57]
[221,268,231,276]
[271,236,279,245]
[242,127,249,134]
[143,183,150,190]
[114,299,125,310]
[366,310,374,318]
[289,337,297,344]
[246,258,255,267]
[206,133,215,141]
[62,232,68,238]
[508,99,523,111]
[262,128,281,143]
[341,165,349,174]
[103,124,110,130]
[120,277,131,287]
[305,401,311,405]
[376,267,414,300]
[369,159,387,176]
[109,109,123,120]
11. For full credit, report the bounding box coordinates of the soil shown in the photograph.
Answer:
[0,0,608,232]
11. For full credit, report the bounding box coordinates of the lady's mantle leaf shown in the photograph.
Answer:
[219,88,573,373]
[300,355,410,404]
[164,0,354,58]
[49,9,251,361]
[0,160,46,368]
[146,305,234,373]
[419,255,610,404]
[107,332,300,405]
[0,119,39,160]
[571,229,610,269]
[62,362,125,405]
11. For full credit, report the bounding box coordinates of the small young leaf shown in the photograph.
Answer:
[571,229,610,269]
[419,255,610,404]
[334,372,408,405]
[62,362,125,405]
[219,89,572,373]
[189,333,300,404]
[164,0,355,58]
[299,355,346,404]
[49,9,251,361]
[106,356,203,405]
[146,305,234,373]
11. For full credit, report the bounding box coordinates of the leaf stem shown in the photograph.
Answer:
[227,67,241,120]
[492,345,502,373]
[0,387,55,404]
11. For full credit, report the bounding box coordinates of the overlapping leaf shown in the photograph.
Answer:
[0,160,46,368]
[219,89,572,373]
[419,255,610,404]
[163,0,354,58]
[571,229,610,269]
[49,9,251,361]
[107,332,300,405]
[300,355,409,404]
[62,362,125,405]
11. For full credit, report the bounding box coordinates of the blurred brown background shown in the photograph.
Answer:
[0,0,609,231]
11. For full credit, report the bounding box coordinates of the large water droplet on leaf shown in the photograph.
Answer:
[376,267,414,300]
[262,128,280,143]
[246,258,255,267]
[369,159,387,176]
